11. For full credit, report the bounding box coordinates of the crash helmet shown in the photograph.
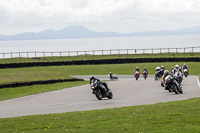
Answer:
[171,66,174,69]
[164,70,169,77]
[175,64,179,69]
[144,67,146,70]
[183,63,186,66]
[89,75,94,80]
[161,65,164,69]
[156,66,161,71]
[136,67,139,69]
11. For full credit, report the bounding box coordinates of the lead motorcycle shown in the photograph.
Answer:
[90,79,113,100]
[164,75,183,94]
[135,71,140,80]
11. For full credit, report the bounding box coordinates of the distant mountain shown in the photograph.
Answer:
[1,25,200,41]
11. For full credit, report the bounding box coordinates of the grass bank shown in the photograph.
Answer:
[0,81,88,101]
[0,98,200,132]
[0,62,199,84]
[0,52,199,64]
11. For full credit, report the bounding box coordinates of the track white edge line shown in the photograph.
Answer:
[197,77,200,89]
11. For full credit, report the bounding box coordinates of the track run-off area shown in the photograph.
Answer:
[0,75,199,118]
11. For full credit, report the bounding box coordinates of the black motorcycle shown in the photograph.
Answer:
[164,75,183,94]
[90,80,113,100]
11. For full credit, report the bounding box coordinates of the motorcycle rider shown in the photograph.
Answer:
[163,70,171,81]
[135,67,140,74]
[109,72,114,79]
[163,70,172,90]
[182,63,189,74]
[174,64,182,74]
[89,75,98,84]
[171,66,175,74]
[142,68,148,75]
[161,65,165,71]
[154,66,164,81]
[89,75,109,96]
[163,70,182,90]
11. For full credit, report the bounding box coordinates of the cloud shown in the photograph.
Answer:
[0,0,200,34]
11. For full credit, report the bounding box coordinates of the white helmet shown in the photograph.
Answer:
[156,66,161,71]
[175,64,179,69]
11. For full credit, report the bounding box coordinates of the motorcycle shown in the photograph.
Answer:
[108,73,118,80]
[135,71,140,80]
[142,70,148,80]
[90,80,113,100]
[183,69,189,78]
[174,70,183,84]
[164,75,183,94]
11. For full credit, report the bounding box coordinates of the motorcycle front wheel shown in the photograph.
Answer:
[107,91,113,99]
[95,89,102,100]
[172,84,179,94]
[178,88,183,94]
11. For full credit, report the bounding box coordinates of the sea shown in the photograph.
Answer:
[0,35,200,58]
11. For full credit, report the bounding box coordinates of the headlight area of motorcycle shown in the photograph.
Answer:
[91,86,95,89]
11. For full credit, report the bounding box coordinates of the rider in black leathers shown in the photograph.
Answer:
[89,76,109,96]
[163,70,182,90]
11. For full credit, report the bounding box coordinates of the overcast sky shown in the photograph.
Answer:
[0,0,200,35]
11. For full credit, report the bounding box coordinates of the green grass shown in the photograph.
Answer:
[0,81,88,101]
[0,62,199,84]
[0,98,200,132]
[0,52,199,64]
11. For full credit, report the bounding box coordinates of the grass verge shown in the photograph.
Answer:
[0,81,88,101]
[0,98,200,132]
[0,52,199,64]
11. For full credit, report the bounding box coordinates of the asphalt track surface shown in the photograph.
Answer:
[0,75,199,118]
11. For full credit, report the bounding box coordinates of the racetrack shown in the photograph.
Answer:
[0,75,199,118]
